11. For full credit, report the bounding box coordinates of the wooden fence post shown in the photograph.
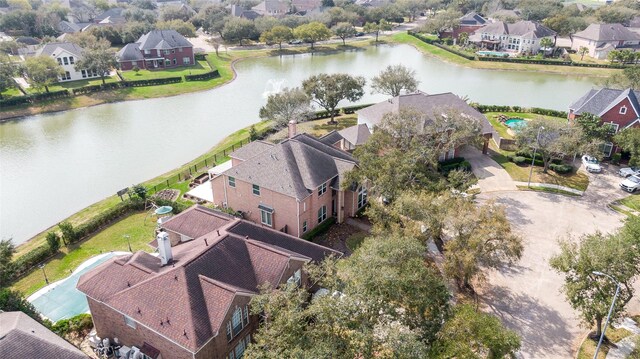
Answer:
[214,154,217,163]
[205,158,208,167]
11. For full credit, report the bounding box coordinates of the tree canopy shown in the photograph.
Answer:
[293,22,332,50]
[259,25,293,50]
[302,73,365,123]
[615,128,640,167]
[259,87,313,128]
[74,38,116,85]
[24,55,64,93]
[333,22,356,45]
[222,17,259,46]
[371,64,420,97]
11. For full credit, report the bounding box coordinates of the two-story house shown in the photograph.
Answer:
[568,88,640,157]
[438,12,488,41]
[356,92,494,158]
[77,205,340,359]
[211,131,365,238]
[35,42,101,82]
[469,20,556,54]
[571,23,640,60]
[116,30,194,71]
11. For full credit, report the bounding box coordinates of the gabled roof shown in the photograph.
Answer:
[475,20,556,39]
[94,7,125,23]
[338,123,371,146]
[569,88,640,121]
[116,43,144,62]
[252,0,289,13]
[459,12,487,26]
[136,30,192,51]
[357,92,493,135]
[229,140,275,161]
[0,312,88,359]
[573,23,640,42]
[35,42,84,58]
[222,134,357,200]
[162,205,233,239]
[78,206,340,353]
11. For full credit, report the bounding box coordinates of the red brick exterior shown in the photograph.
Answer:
[118,46,195,71]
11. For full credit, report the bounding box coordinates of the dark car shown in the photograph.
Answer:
[355,32,365,37]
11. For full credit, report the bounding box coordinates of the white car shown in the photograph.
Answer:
[618,167,640,178]
[620,174,640,193]
[581,155,602,173]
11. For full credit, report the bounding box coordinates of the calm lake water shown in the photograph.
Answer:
[0,44,596,245]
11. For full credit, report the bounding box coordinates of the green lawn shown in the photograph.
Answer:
[577,326,633,359]
[120,60,211,80]
[12,212,156,296]
[620,195,640,212]
[484,112,569,140]
[1,87,24,97]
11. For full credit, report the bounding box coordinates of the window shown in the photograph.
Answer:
[57,58,62,65]
[302,221,307,233]
[318,183,326,196]
[173,58,177,65]
[69,56,74,64]
[124,315,136,329]
[232,307,243,335]
[81,70,87,78]
[318,205,327,224]
[63,57,69,65]
[144,49,150,55]
[357,187,367,209]
[619,106,627,115]
[164,49,171,55]
[605,122,619,135]
[165,59,171,66]
[228,306,249,341]
[183,57,191,65]
[178,47,183,52]
[260,209,272,227]
[228,176,236,187]
[287,269,301,287]
[252,184,260,196]
[601,142,614,157]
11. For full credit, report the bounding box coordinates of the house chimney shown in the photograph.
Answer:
[288,120,297,138]
[157,231,173,266]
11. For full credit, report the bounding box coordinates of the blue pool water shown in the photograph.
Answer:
[505,118,526,128]
[29,252,126,322]
[477,51,509,57]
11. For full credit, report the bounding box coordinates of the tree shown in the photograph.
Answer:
[0,288,48,325]
[443,198,523,291]
[543,15,587,37]
[371,64,420,97]
[222,17,258,46]
[550,228,640,338]
[348,108,482,201]
[602,66,640,90]
[539,37,554,56]
[430,304,521,358]
[160,5,192,22]
[259,87,313,128]
[259,25,293,51]
[574,112,610,144]
[130,184,147,200]
[333,22,356,45]
[156,19,197,37]
[0,55,16,99]
[0,239,15,285]
[74,39,116,85]
[596,5,637,25]
[24,56,64,93]
[420,9,461,35]
[45,232,60,253]
[579,46,589,61]
[398,0,426,22]
[615,128,640,167]
[198,5,229,38]
[458,31,469,45]
[326,7,358,27]
[514,118,586,173]
[58,222,78,245]
[293,22,332,50]
[363,20,392,43]
[302,73,365,124]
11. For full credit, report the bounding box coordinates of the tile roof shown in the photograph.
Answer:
[78,206,341,353]
[116,43,144,62]
[357,92,494,135]
[136,30,192,51]
[229,140,275,161]
[0,312,88,359]
[35,42,84,58]
[475,20,556,39]
[573,23,640,42]
[222,134,357,200]
[570,88,640,120]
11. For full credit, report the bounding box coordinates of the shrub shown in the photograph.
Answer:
[52,313,93,337]
[130,184,147,200]
[512,156,527,165]
[439,157,466,166]
[550,164,573,174]
[302,217,336,240]
[11,244,54,279]
[45,232,60,253]
[58,222,78,245]
[612,153,621,165]
[184,70,219,81]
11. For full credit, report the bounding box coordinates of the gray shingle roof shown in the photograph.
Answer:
[116,43,144,62]
[35,42,84,58]
[319,130,344,146]
[0,312,88,359]
[94,7,125,23]
[570,88,640,119]
[136,30,192,51]
[229,140,275,161]
[223,134,357,200]
[338,124,371,146]
[357,92,493,135]
[573,23,640,42]
[475,20,555,39]
[460,12,487,26]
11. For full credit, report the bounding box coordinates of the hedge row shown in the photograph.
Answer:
[441,160,471,173]
[52,313,93,337]
[11,244,56,280]
[472,104,568,118]
[185,70,219,81]
[0,90,70,107]
[72,82,121,95]
[432,42,476,60]
[342,103,373,114]
[302,217,336,240]
[125,77,182,87]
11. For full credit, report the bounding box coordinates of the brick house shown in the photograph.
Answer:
[356,92,494,158]
[439,12,488,41]
[319,123,371,152]
[116,30,194,71]
[211,131,366,238]
[77,205,340,359]
[568,88,640,157]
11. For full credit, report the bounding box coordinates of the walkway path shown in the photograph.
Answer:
[459,146,517,192]
[607,318,639,359]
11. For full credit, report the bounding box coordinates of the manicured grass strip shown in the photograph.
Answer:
[120,60,211,81]
[13,212,155,296]
[620,195,640,212]
[487,115,513,139]
[576,327,632,359]
[517,185,581,197]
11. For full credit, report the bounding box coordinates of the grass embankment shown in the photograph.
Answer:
[576,326,634,359]
[620,195,640,212]
[391,32,617,77]
[516,185,582,197]
[120,60,211,80]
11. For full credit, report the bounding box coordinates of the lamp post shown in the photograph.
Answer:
[527,126,545,187]
[592,271,621,359]
[39,264,49,285]
[124,234,132,252]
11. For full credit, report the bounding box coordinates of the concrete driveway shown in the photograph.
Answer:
[465,148,638,358]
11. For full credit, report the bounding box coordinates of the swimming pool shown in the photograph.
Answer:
[476,51,509,57]
[28,251,129,322]
[505,118,526,128]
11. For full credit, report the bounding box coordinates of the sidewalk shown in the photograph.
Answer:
[607,318,639,359]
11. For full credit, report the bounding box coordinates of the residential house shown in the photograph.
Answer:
[116,30,194,70]
[211,130,366,237]
[356,92,494,158]
[230,4,261,20]
[57,20,92,34]
[469,20,556,54]
[629,16,640,36]
[0,311,88,359]
[568,88,640,157]
[571,23,640,60]
[94,7,127,24]
[319,123,371,152]
[251,0,289,16]
[35,42,103,82]
[77,205,340,359]
[354,0,389,7]
[439,12,487,41]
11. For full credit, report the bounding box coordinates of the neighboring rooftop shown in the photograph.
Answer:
[0,311,88,359]
[569,88,640,120]
[573,23,640,42]
[77,206,340,353]
[136,30,192,50]
[35,42,84,57]
[460,11,487,26]
[475,20,556,39]
[116,43,144,62]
